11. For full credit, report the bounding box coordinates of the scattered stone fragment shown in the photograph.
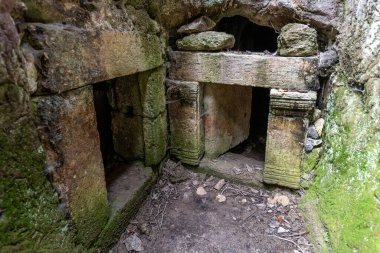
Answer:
[304,140,314,152]
[307,125,319,139]
[214,179,226,190]
[314,118,325,137]
[312,109,322,122]
[196,186,207,196]
[216,194,226,202]
[124,234,143,252]
[206,176,214,182]
[183,191,193,203]
[192,180,199,186]
[318,50,338,69]
[241,198,247,204]
[176,31,235,51]
[277,227,289,233]
[177,16,216,34]
[267,194,290,206]
[308,138,323,147]
[233,167,242,175]
[269,220,280,228]
[277,23,318,56]
[245,164,254,173]
[138,222,150,235]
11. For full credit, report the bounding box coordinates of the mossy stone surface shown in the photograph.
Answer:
[177,31,235,51]
[0,91,81,252]
[304,77,380,252]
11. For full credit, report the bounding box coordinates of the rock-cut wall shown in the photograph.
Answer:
[302,0,380,252]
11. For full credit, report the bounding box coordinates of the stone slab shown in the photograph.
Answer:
[169,51,319,90]
[97,162,157,250]
[36,86,109,243]
[167,80,204,165]
[25,23,163,94]
[264,116,307,189]
[143,112,168,166]
[198,152,264,188]
[111,75,144,161]
[138,67,166,118]
[204,83,252,158]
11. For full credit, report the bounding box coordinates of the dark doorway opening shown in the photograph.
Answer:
[93,81,115,174]
[215,16,278,52]
[230,87,270,161]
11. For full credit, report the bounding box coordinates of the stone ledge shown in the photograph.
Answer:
[169,51,319,90]
[25,23,163,94]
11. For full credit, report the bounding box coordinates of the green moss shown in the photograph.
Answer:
[303,81,380,252]
[0,120,82,252]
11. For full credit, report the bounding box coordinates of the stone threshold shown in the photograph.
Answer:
[192,152,264,188]
[96,162,157,250]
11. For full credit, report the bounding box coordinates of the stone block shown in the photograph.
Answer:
[36,86,109,243]
[177,31,235,51]
[270,89,317,117]
[264,116,307,189]
[278,23,318,57]
[112,74,142,115]
[143,112,168,166]
[167,79,204,165]
[138,67,166,118]
[97,162,157,250]
[169,51,319,90]
[177,16,216,34]
[111,112,144,161]
[25,23,163,94]
[204,83,252,158]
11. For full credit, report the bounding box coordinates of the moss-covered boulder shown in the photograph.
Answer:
[278,23,318,57]
[177,31,235,51]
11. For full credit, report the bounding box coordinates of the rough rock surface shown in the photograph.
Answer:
[177,31,235,51]
[36,86,109,243]
[303,1,380,251]
[25,23,163,94]
[177,16,216,34]
[278,23,318,57]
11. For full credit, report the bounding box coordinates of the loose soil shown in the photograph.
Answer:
[110,161,313,253]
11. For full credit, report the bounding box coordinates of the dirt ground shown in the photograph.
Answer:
[110,161,313,253]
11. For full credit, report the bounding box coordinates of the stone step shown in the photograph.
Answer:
[96,162,157,249]
[195,152,264,188]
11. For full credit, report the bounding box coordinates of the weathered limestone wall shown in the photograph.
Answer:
[302,0,380,252]
[0,6,81,251]
[36,86,109,244]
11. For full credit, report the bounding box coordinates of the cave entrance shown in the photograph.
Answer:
[230,87,270,162]
[93,75,151,214]
[93,80,115,175]
[215,15,278,52]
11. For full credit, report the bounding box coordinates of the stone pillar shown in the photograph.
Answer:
[138,67,167,166]
[36,86,109,243]
[111,74,144,161]
[264,89,317,189]
[204,84,252,158]
[167,79,204,165]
